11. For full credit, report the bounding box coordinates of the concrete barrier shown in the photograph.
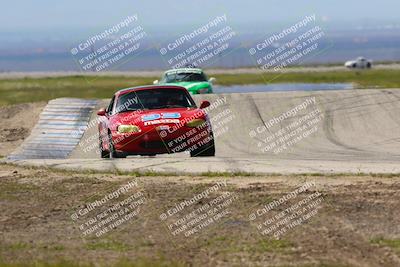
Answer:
[7,98,98,160]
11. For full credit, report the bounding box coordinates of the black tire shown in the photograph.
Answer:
[366,62,371,69]
[190,138,215,157]
[99,137,108,158]
[108,132,126,158]
[108,132,116,158]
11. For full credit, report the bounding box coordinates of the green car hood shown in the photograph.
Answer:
[162,81,212,94]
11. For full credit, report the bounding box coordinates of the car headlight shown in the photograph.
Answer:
[186,119,205,127]
[118,125,141,133]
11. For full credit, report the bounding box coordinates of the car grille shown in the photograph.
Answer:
[140,140,168,149]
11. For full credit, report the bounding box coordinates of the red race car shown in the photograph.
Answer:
[97,85,215,158]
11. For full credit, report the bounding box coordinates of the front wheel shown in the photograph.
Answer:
[99,137,109,158]
[108,132,126,158]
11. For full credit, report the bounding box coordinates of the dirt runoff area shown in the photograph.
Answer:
[0,163,400,267]
[0,102,45,158]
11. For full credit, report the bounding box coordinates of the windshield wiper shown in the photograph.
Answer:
[150,105,187,109]
[164,104,187,108]
[118,108,148,113]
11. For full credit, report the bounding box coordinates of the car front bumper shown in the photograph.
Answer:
[111,125,212,155]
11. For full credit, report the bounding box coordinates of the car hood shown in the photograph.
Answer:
[163,81,211,91]
[111,107,205,127]
[345,61,355,66]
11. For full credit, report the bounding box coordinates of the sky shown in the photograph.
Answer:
[1,0,400,33]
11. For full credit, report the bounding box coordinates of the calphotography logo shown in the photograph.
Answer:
[70,180,146,238]
[159,181,239,238]
[249,96,324,154]
[249,181,324,239]
[158,96,235,156]
[158,14,238,68]
[70,14,148,76]
[248,14,331,73]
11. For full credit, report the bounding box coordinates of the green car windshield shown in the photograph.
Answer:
[162,72,207,83]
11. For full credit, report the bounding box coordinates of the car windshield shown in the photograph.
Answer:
[115,88,196,113]
[163,72,207,83]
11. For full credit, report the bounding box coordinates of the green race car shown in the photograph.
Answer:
[153,68,215,94]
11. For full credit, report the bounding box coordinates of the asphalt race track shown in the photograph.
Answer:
[6,89,400,174]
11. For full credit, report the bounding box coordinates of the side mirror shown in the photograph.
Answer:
[97,108,106,116]
[199,101,210,109]
[208,77,216,84]
[153,80,159,84]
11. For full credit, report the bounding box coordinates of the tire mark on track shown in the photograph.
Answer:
[322,94,366,152]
